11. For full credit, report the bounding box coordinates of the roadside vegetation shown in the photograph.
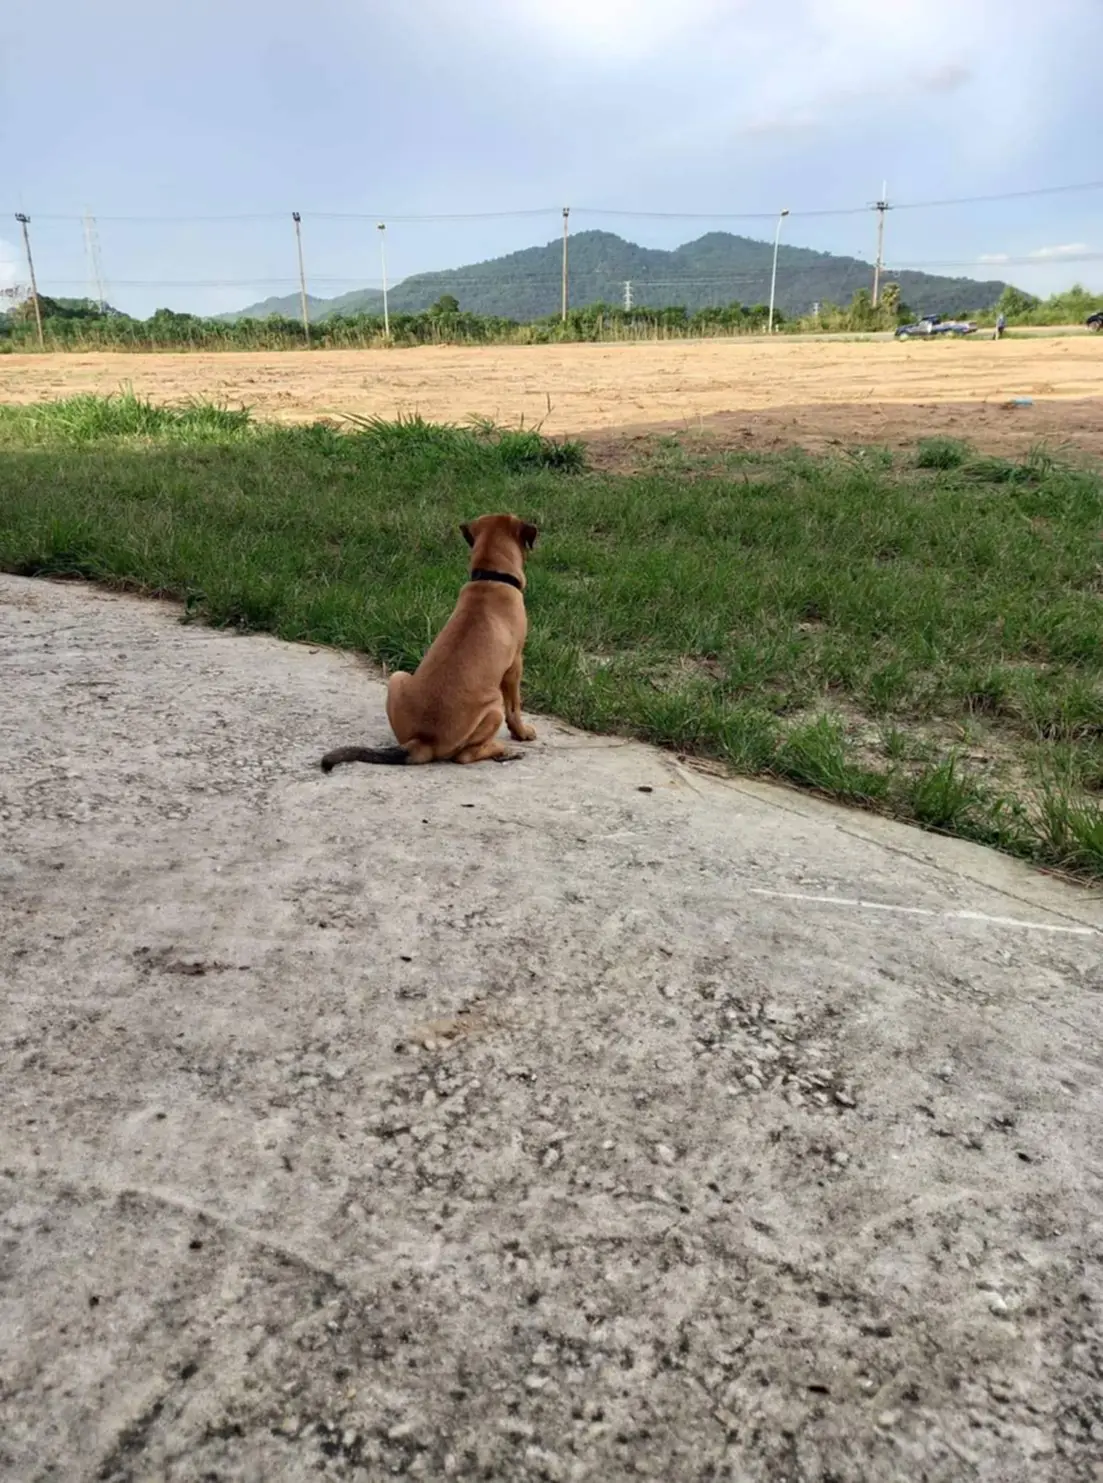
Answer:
[3,281,1101,352]
[1,392,1100,880]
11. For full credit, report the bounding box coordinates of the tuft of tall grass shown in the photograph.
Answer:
[0,389,254,446]
[342,412,586,473]
[915,437,968,470]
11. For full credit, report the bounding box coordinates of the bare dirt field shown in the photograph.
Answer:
[2,575,1102,1482]
[1,337,1101,458]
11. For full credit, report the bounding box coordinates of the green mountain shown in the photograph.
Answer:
[226,230,1009,323]
[223,290,344,321]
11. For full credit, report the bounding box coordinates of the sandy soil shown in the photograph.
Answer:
[2,574,1102,1482]
[0,339,1100,457]
[585,397,1103,467]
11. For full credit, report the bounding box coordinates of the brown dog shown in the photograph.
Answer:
[320,513,538,771]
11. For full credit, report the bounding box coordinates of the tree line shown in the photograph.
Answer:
[2,284,1100,352]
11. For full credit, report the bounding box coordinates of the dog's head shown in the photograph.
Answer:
[460,514,538,560]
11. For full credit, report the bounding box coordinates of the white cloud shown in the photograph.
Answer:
[578,0,717,46]
[444,0,976,74]
[450,0,729,64]
[406,0,1095,223]
[1028,242,1091,259]
[449,0,1080,174]
[733,62,974,142]
[976,245,1094,267]
[918,63,971,94]
[709,0,1006,148]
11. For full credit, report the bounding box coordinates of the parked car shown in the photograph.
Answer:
[1087,311,1103,332]
[895,314,978,339]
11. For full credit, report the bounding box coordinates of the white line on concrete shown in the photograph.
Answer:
[748,888,1100,937]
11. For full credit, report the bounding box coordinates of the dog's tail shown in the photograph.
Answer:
[320,744,410,772]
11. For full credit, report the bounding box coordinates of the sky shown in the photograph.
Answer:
[1,0,1101,318]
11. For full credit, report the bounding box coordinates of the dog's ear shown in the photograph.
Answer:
[460,522,475,548]
[519,522,538,551]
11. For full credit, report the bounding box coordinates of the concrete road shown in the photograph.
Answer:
[1,574,1101,1483]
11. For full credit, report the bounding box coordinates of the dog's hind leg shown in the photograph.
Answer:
[453,706,520,764]
[455,739,521,764]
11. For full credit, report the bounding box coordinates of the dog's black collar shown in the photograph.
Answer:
[469,568,523,592]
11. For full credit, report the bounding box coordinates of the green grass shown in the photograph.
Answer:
[1,394,1101,881]
[0,389,256,445]
[915,436,969,471]
[342,411,587,473]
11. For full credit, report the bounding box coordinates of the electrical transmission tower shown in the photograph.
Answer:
[623,280,632,311]
[82,209,107,312]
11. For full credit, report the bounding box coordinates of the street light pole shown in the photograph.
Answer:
[377,223,390,338]
[767,207,790,335]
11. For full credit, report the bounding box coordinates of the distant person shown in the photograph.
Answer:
[995,312,1006,340]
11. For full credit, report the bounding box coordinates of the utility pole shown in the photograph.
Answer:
[871,183,889,308]
[14,214,44,349]
[561,206,570,322]
[292,212,310,345]
[378,222,390,338]
[623,280,632,311]
[82,208,107,313]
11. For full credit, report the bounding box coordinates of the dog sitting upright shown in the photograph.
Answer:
[320,513,538,771]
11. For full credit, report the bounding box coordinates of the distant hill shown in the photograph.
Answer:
[223,290,346,321]
[226,230,1009,323]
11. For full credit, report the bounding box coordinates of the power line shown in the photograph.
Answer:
[312,208,562,223]
[15,212,291,223]
[9,207,563,225]
[892,179,1103,211]
[5,177,1103,225]
[574,205,869,221]
[892,253,1103,269]
[579,179,1103,219]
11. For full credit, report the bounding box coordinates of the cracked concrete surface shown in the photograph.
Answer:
[1,574,1101,1482]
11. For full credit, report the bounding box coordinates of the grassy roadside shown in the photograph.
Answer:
[1,392,1101,881]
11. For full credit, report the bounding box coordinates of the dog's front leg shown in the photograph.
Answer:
[502,658,536,741]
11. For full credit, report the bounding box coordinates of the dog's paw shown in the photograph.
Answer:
[513,724,537,742]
